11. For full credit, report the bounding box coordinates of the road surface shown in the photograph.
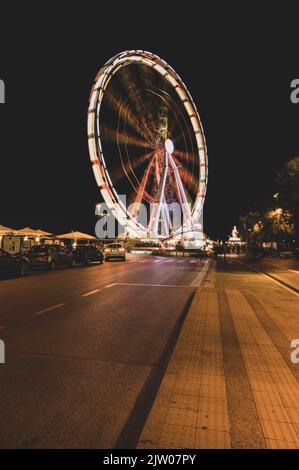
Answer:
[1,254,299,449]
[0,254,203,449]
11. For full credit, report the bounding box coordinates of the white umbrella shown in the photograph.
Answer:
[0,224,15,235]
[35,229,53,236]
[15,227,40,237]
[57,231,96,240]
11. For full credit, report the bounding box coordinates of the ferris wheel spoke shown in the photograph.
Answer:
[120,85,157,146]
[133,152,157,207]
[124,106,156,146]
[122,67,158,144]
[173,149,196,164]
[101,124,151,149]
[118,149,156,190]
[171,153,198,193]
[173,125,194,145]
[172,152,197,189]
[176,168,198,193]
[105,88,154,148]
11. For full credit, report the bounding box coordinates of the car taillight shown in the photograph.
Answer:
[105,248,111,253]
[119,248,125,253]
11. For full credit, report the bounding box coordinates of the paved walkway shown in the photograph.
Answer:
[137,259,299,449]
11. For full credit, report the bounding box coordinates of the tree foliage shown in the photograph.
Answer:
[237,156,298,246]
[276,156,299,210]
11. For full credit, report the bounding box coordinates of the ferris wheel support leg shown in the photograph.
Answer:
[162,197,172,235]
[168,153,193,231]
[148,154,169,236]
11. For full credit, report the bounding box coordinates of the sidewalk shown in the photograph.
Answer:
[137,260,299,449]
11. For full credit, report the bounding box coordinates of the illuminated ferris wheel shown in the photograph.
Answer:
[87,50,208,239]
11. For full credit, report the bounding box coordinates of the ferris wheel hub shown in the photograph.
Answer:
[164,138,174,154]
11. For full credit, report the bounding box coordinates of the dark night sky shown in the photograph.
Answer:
[0,4,298,239]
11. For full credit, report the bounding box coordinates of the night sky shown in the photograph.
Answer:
[0,5,298,239]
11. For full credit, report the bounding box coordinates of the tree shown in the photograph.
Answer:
[238,208,294,250]
[265,208,294,245]
[276,156,299,243]
[238,211,265,245]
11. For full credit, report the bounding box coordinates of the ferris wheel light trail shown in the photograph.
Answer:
[101,124,151,149]
[87,50,208,240]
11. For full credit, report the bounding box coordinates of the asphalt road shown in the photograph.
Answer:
[0,254,205,449]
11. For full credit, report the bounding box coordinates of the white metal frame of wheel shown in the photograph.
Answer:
[87,50,208,241]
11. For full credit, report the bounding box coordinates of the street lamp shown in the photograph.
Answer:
[271,208,283,254]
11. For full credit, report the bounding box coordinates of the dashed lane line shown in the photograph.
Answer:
[81,283,116,296]
[35,283,117,314]
[81,289,101,297]
[35,303,65,316]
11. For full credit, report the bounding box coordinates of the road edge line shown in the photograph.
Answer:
[242,262,299,298]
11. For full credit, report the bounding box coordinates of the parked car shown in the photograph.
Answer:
[72,245,103,265]
[26,244,75,270]
[104,243,126,261]
[0,248,29,277]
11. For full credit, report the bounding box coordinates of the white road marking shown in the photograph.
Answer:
[190,261,209,287]
[190,260,196,263]
[153,259,164,262]
[163,260,174,263]
[35,303,65,316]
[290,270,299,275]
[113,282,191,288]
[81,283,116,297]
[82,289,101,297]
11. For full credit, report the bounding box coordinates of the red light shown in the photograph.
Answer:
[119,247,125,253]
[104,248,111,253]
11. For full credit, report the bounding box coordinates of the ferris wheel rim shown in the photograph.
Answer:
[87,50,208,237]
